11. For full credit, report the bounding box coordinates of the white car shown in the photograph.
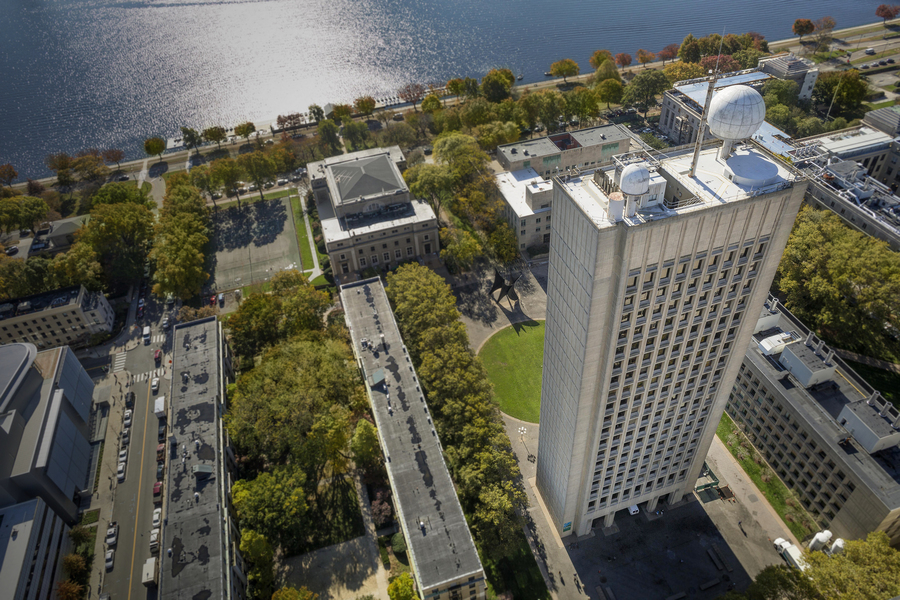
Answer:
[152,507,162,528]
[277,177,288,185]
[150,528,160,553]
[105,522,118,546]
[121,429,129,445]
[248,183,259,192]
[123,409,132,427]
[105,549,115,570]
[117,462,126,482]
[118,448,127,463]
[151,377,160,393]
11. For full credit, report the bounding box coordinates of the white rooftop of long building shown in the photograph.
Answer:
[495,167,553,218]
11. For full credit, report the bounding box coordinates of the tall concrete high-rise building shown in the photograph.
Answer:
[536,85,809,537]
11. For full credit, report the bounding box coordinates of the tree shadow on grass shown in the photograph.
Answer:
[148,162,169,178]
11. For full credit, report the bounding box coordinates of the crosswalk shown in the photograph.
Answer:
[151,334,166,343]
[112,352,127,373]
[134,368,165,382]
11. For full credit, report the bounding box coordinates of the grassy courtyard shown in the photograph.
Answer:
[478,320,545,423]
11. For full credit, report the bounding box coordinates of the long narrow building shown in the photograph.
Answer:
[342,278,486,600]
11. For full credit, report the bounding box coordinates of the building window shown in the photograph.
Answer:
[520,219,527,226]
[424,234,430,240]
[372,255,379,264]
[536,218,541,223]
[521,230,526,235]
[383,252,390,262]
[360,257,367,266]
[395,250,402,258]
[407,247,413,255]
[339,254,346,260]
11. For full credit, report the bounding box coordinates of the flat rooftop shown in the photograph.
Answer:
[804,126,893,157]
[341,279,483,591]
[495,167,552,218]
[747,299,900,506]
[673,70,772,112]
[497,124,629,164]
[556,143,798,230]
[318,197,436,243]
[0,500,40,593]
[160,317,228,600]
[0,286,82,323]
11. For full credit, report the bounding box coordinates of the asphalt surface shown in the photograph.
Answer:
[85,293,173,600]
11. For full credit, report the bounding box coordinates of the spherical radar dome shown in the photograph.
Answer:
[707,85,765,141]
[620,163,650,195]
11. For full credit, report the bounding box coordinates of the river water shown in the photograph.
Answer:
[0,0,875,178]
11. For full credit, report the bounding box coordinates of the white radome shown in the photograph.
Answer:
[707,85,766,141]
[620,163,650,195]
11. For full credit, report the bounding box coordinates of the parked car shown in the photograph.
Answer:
[117,175,129,181]
[248,183,259,192]
[119,448,127,463]
[156,443,165,461]
[124,410,132,427]
[264,180,275,189]
[218,293,225,306]
[150,528,160,554]
[5,246,18,256]
[151,377,160,393]
[153,481,163,503]
[158,423,167,442]
[152,508,162,528]
[865,47,876,55]
[154,349,162,364]
[117,462,126,482]
[106,522,119,546]
[277,177,288,185]
[125,391,135,407]
[156,462,165,481]
[209,295,216,306]
[888,58,896,64]
[121,429,129,445]
[105,549,115,570]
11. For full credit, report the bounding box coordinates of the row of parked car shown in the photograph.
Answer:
[860,57,896,69]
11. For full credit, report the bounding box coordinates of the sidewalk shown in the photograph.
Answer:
[705,436,798,547]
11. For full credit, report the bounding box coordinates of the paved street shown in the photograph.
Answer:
[81,291,175,600]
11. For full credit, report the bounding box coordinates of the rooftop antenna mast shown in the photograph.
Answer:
[689,29,727,178]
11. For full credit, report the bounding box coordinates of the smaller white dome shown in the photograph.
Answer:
[707,85,766,141]
[620,163,650,195]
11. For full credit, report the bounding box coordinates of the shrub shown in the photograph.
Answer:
[391,532,407,554]
[725,433,738,447]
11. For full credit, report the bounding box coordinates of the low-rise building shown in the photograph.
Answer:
[756,53,818,100]
[0,343,94,524]
[495,168,554,251]
[727,297,900,546]
[0,498,71,600]
[0,286,114,349]
[159,316,245,600]
[863,104,900,136]
[309,147,439,276]
[342,279,486,599]
[793,125,897,183]
[496,124,632,176]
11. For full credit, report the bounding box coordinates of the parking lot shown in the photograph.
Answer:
[207,195,302,291]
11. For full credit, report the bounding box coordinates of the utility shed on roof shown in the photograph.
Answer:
[341,279,486,600]
[779,342,836,388]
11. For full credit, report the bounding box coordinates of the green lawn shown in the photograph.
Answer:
[716,414,816,540]
[844,360,900,407]
[242,281,272,296]
[478,320,545,423]
[290,196,315,271]
[262,187,297,200]
[865,99,898,111]
[112,179,152,194]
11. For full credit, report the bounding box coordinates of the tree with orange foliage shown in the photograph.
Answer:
[615,53,632,69]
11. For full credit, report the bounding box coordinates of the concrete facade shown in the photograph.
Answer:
[342,279,486,600]
[0,498,71,600]
[535,139,807,538]
[0,343,94,525]
[756,53,818,101]
[0,286,114,350]
[727,297,900,546]
[496,125,631,176]
[309,146,439,275]
[495,168,554,251]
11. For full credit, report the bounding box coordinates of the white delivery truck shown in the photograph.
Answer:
[142,556,158,587]
[143,325,151,344]
[773,538,808,571]
[154,396,166,419]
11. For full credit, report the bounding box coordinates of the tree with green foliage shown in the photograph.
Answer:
[0,197,20,234]
[144,137,165,162]
[404,163,453,220]
[234,121,256,146]
[272,586,318,600]
[776,205,900,355]
[72,154,109,182]
[51,242,105,291]
[387,573,419,600]
[151,211,209,299]
[317,119,342,156]
[596,78,625,109]
[765,104,796,133]
[226,293,282,359]
[232,466,308,551]
[391,532,407,554]
[237,151,276,200]
[433,132,490,185]
[92,182,151,208]
[202,126,228,149]
[16,196,49,233]
[678,33,701,63]
[812,70,868,114]
[189,164,220,201]
[733,47,765,69]
[593,59,622,86]
[621,69,670,116]
[640,132,668,150]
[589,49,614,69]
[350,419,381,470]
[566,86,600,124]
[341,118,370,152]
[804,531,900,599]
[68,525,91,547]
[308,104,325,123]
[550,58,579,83]
[489,222,518,263]
[481,68,516,102]
[792,18,815,42]
[210,157,245,204]
[239,530,275,597]
[354,96,376,119]
[0,163,18,187]
[439,227,481,271]
[763,79,800,108]
[180,127,203,154]
[421,93,442,114]
[473,121,520,150]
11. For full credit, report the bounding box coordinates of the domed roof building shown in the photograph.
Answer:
[706,85,766,159]
[619,163,650,196]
